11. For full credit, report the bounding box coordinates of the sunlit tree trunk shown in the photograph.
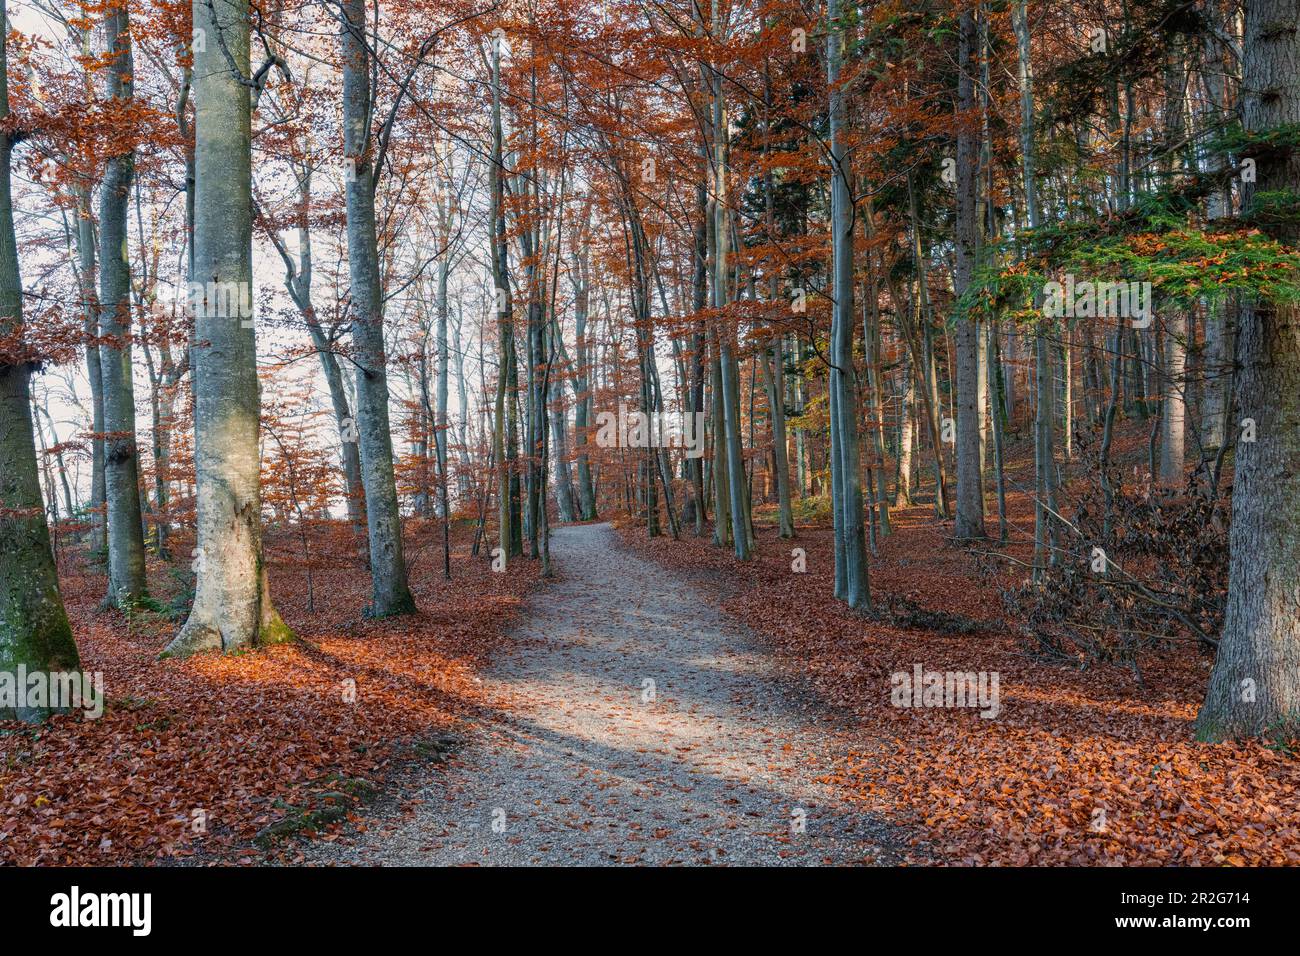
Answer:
[708,26,749,559]
[1159,311,1187,484]
[896,346,915,506]
[1159,45,1188,485]
[827,0,868,608]
[164,0,291,656]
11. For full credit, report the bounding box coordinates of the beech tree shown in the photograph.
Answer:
[1196,0,1300,741]
[98,0,148,606]
[952,6,985,542]
[165,0,291,655]
[337,0,417,615]
[1,0,1295,751]
[826,0,868,608]
[0,0,81,719]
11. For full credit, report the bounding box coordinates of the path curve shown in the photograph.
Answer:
[303,523,892,866]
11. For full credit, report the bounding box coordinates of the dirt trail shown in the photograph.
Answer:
[302,523,893,865]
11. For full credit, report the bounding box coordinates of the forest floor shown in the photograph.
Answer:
[298,523,899,865]
[0,523,538,865]
[8,434,1300,865]
[621,478,1300,865]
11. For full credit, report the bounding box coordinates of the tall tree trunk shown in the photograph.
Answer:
[1014,0,1057,575]
[828,0,868,608]
[953,8,986,541]
[164,0,291,656]
[710,41,749,559]
[1200,0,1234,459]
[710,330,731,547]
[436,256,452,516]
[689,156,709,533]
[570,260,598,519]
[98,2,147,606]
[0,10,80,717]
[1159,43,1188,485]
[489,36,521,564]
[896,346,915,506]
[1196,0,1300,742]
[862,246,891,535]
[760,338,794,537]
[905,174,949,516]
[760,72,794,540]
[452,304,475,504]
[548,316,577,522]
[1159,311,1187,484]
[74,185,106,553]
[340,0,414,615]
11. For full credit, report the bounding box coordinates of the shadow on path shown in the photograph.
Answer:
[301,523,898,866]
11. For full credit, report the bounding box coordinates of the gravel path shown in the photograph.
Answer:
[302,523,894,866]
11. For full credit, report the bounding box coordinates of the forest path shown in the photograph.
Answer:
[303,522,892,865]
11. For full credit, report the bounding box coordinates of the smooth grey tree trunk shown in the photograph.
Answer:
[905,174,949,517]
[436,258,451,516]
[452,305,474,504]
[0,4,80,718]
[710,330,732,548]
[759,338,794,538]
[828,0,869,608]
[489,37,521,563]
[760,76,795,540]
[74,186,106,553]
[548,318,577,523]
[1014,0,1057,575]
[1159,311,1187,485]
[1196,0,1300,741]
[97,4,147,606]
[570,259,598,519]
[339,0,414,615]
[896,347,915,505]
[164,0,291,655]
[1158,46,1188,485]
[860,249,891,536]
[709,44,749,560]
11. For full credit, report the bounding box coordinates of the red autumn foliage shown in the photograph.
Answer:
[0,525,537,865]
[620,491,1300,866]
